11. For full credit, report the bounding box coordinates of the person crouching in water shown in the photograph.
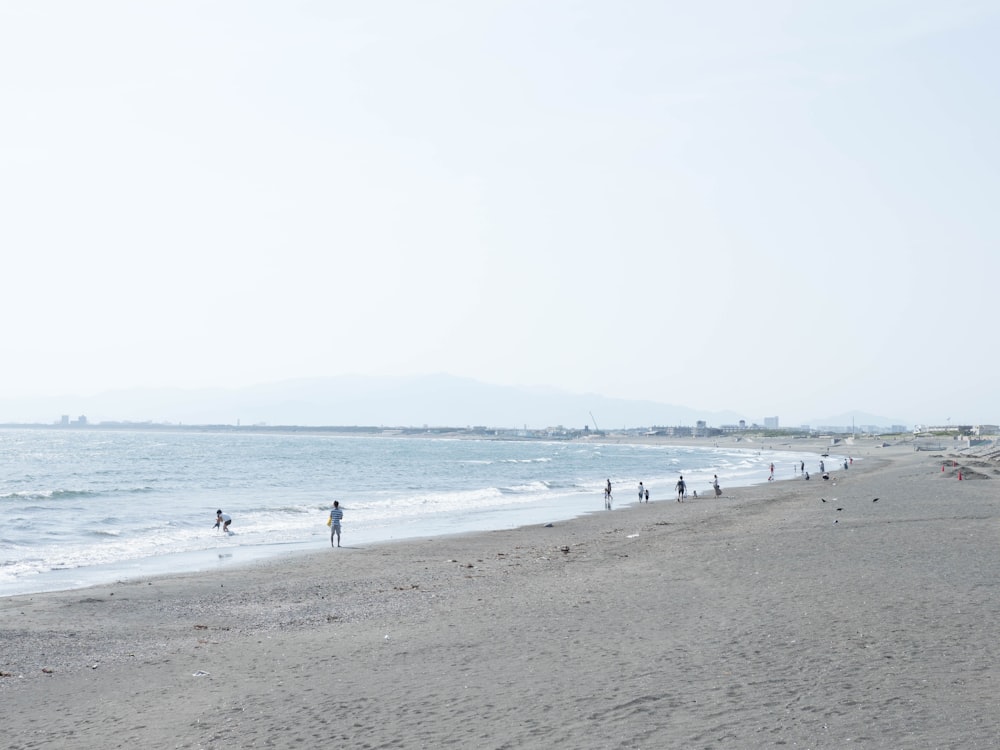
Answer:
[214,510,232,534]
[329,500,344,547]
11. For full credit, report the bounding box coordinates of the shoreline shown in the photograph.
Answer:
[1,437,849,599]
[7,440,998,747]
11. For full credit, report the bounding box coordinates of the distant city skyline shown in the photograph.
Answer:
[0,374,921,430]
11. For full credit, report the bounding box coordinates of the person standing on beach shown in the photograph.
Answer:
[644,487,650,503]
[638,481,645,504]
[713,475,722,497]
[675,476,686,502]
[329,501,344,547]
[213,510,232,533]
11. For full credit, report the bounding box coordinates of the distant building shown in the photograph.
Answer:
[60,415,70,426]
[764,416,779,429]
[653,425,694,437]
[926,424,973,435]
[818,425,853,434]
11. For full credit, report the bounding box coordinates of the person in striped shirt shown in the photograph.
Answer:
[329,501,344,547]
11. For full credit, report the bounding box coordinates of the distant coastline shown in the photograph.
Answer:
[0,421,955,460]
[0,420,911,444]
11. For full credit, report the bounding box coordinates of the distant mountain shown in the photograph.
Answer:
[0,374,748,429]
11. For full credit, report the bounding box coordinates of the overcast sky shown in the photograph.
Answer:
[2,1,997,426]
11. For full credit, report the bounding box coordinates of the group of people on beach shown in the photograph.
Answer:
[214,502,346,548]
[214,455,853,550]
[605,474,722,508]
[609,456,850,508]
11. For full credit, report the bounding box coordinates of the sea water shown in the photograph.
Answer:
[0,428,834,596]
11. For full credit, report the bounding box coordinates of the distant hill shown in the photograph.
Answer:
[0,374,750,429]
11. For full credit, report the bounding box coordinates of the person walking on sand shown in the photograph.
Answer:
[675,475,686,502]
[213,510,232,534]
[644,487,650,503]
[638,481,645,504]
[713,475,722,498]
[329,500,344,547]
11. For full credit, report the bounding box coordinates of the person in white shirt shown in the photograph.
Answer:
[213,510,232,533]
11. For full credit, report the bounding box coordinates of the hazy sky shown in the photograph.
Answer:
[3,1,998,426]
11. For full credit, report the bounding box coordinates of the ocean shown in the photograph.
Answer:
[0,428,833,597]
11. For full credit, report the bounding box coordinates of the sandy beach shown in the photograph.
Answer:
[4,438,1000,749]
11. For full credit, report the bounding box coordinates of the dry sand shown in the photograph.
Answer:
[4,440,1000,749]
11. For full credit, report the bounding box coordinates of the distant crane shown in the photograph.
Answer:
[590,411,600,432]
